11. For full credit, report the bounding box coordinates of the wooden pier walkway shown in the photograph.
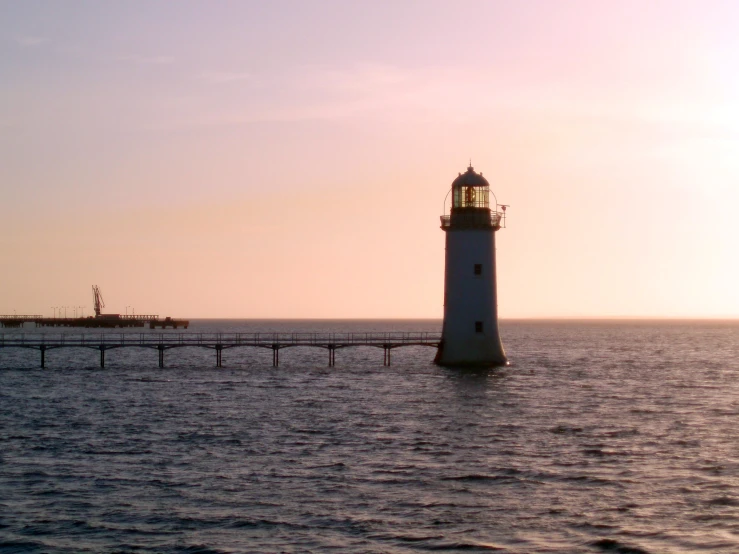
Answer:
[0,332,442,368]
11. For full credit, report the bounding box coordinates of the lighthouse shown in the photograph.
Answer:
[435,164,508,367]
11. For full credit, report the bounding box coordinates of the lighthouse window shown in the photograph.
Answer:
[474,264,482,276]
[453,186,462,208]
[475,321,483,333]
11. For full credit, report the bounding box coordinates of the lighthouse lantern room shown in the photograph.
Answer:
[435,164,508,367]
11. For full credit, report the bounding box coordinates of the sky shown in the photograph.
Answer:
[1,0,738,319]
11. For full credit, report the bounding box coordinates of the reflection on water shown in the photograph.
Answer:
[1,319,738,553]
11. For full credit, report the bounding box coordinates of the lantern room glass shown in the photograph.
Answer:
[452,184,489,209]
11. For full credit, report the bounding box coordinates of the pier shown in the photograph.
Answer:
[0,315,189,329]
[0,315,43,328]
[0,332,442,368]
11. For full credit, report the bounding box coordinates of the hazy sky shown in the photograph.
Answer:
[1,0,738,318]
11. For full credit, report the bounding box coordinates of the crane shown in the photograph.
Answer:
[92,285,105,318]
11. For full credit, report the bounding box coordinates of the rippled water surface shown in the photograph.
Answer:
[1,319,739,553]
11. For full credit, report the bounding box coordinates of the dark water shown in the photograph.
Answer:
[1,319,739,553]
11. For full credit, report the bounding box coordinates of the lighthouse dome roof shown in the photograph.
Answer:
[452,165,489,188]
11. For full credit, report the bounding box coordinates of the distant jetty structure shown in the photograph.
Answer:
[435,164,508,367]
[0,286,188,329]
[0,315,189,329]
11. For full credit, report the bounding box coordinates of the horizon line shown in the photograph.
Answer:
[162,316,739,321]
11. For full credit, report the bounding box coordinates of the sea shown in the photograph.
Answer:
[1,319,738,554]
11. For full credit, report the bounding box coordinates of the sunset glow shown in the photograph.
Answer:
[1,1,737,318]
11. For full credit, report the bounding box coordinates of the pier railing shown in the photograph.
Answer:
[0,332,441,347]
[0,315,43,320]
[118,314,159,321]
[0,332,442,368]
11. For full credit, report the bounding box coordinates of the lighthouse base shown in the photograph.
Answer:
[434,337,508,368]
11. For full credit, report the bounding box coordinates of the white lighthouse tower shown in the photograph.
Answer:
[435,164,508,367]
